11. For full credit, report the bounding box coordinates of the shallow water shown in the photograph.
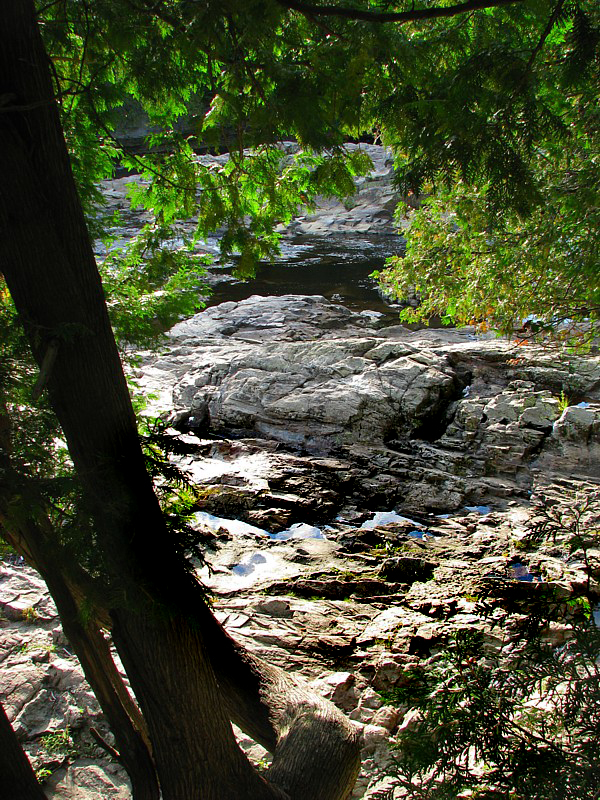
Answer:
[193,511,267,538]
[270,522,326,541]
[193,510,325,541]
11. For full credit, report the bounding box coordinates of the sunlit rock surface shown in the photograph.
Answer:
[3,286,600,797]
[3,492,599,799]
[135,294,600,516]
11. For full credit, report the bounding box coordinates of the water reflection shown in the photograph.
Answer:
[206,233,405,318]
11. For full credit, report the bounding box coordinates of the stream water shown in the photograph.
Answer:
[204,232,406,319]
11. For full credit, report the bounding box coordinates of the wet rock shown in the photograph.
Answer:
[4,284,600,800]
[4,489,600,799]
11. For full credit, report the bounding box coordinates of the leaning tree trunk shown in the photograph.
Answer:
[0,3,283,798]
[0,2,360,798]
[0,482,160,800]
[0,702,48,800]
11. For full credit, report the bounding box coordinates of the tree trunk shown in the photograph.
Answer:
[0,702,48,800]
[0,3,281,797]
[0,494,159,800]
[196,603,362,800]
[0,3,360,799]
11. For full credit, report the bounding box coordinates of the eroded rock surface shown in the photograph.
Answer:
[3,489,599,799]
[3,293,599,799]
[136,295,600,518]
[98,144,399,250]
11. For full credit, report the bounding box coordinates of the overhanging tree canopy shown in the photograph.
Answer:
[0,0,598,799]
[376,0,599,338]
[41,0,599,335]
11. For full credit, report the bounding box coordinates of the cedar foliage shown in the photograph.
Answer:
[1,0,599,796]
[377,0,599,340]
[388,491,600,800]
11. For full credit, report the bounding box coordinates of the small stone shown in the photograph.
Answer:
[362,724,389,752]
[397,707,423,733]
[349,706,376,724]
[45,760,130,799]
[371,705,399,732]
[51,626,69,647]
[311,671,357,710]
[251,598,294,617]
[47,657,85,691]
[359,687,384,710]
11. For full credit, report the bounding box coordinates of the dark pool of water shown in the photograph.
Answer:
[205,233,406,319]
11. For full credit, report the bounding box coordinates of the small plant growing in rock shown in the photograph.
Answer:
[253,756,272,773]
[557,390,571,414]
[0,537,17,561]
[35,729,90,782]
[18,641,56,655]
[511,538,529,551]
[21,606,40,624]
[40,727,78,760]
[35,767,52,784]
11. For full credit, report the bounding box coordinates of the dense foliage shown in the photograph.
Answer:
[31,0,598,344]
[387,491,600,800]
[1,0,599,796]
[35,0,599,281]
[7,0,594,565]
[376,0,599,339]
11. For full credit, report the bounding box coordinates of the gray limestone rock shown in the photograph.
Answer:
[535,403,600,479]
[4,284,600,800]
[134,295,600,514]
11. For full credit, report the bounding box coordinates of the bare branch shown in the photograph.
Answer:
[524,0,568,74]
[274,0,524,25]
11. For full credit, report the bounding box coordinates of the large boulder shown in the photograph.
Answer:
[136,295,600,512]
[173,335,460,449]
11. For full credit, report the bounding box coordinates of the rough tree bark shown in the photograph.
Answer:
[0,2,361,799]
[0,702,48,800]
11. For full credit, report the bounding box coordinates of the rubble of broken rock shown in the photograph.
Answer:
[2,293,600,799]
[2,493,599,799]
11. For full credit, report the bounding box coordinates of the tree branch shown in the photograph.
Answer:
[524,0,567,74]
[274,0,524,24]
